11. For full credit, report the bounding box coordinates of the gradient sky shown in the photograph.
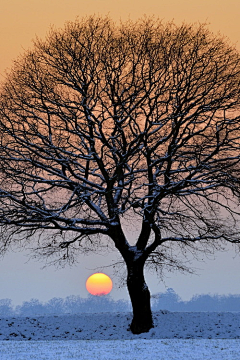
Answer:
[0,0,240,305]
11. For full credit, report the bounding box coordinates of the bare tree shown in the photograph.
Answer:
[0,16,240,333]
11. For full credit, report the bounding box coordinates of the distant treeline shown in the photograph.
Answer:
[1,288,240,316]
[0,295,131,316]
[151,288,240,312]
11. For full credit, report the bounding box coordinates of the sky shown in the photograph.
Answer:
[0,0,240,306]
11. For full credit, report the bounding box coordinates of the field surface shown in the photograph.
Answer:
[0,311,239,340]
[0,339,240,359]
[0,312,240,359]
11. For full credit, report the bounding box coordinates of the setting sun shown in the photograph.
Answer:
[86,273,113,296]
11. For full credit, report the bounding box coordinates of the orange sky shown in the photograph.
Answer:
[0,0,239,78]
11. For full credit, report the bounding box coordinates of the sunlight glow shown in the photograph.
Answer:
[86,273,113,296]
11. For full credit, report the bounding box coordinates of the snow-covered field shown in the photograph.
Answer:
[0,312,239,359]
[0,311,239,340]
[1,339,240,360]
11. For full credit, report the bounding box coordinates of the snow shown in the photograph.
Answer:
[1,311,239,340]
[1,339,239,360]
[0,312,239,359]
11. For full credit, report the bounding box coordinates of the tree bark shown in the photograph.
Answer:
[127,260,154,334]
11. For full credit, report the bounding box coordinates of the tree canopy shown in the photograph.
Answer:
[0,16,240,333]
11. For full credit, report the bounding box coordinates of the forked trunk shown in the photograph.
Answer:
[127,261,154,334]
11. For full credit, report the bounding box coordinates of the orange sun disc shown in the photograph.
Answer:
[86,273,113,296]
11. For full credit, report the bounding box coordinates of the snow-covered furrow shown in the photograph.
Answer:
[0,311,239,340]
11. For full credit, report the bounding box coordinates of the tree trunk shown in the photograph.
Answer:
[127,260,154,334]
